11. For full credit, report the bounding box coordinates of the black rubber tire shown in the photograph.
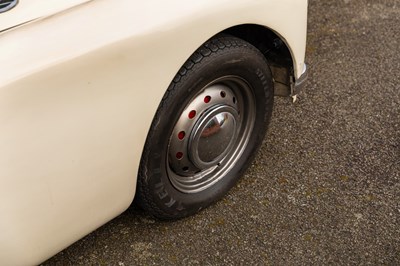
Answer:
[135,35,274,219]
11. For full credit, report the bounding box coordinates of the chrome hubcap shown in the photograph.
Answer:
[191,107,238,168]
[167,77,256,193]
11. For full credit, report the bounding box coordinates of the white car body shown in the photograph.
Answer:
[0,0,308,264]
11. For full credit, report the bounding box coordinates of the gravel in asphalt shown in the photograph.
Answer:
[44,0,399,265]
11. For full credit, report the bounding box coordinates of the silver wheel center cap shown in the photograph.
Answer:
[189,106,238,169]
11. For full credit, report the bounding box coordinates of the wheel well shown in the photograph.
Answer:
[222,24,294,96]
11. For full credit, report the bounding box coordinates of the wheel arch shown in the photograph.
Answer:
[222,24,296,97]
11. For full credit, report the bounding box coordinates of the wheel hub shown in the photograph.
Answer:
[167,78,255,193]
[189,106,238,169]
[168,84,239,176]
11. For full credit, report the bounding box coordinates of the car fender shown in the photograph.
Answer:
[0,0,307,264]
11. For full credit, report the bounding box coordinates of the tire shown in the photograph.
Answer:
[135,35,274,219]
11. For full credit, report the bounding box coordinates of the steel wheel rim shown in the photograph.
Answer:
[167,76,256,193]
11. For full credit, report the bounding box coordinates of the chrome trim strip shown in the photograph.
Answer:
[0,0,18,13]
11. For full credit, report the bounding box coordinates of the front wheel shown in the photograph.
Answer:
[135,35,274,219]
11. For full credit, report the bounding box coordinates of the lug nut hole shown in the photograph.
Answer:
[220,91,226,98]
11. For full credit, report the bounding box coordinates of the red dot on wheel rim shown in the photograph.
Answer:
[176,152,183,159]
[188,110,196,119]
[204,96,211,103]
[178,131,185,140]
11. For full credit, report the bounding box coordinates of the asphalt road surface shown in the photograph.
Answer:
[44,0,399,265]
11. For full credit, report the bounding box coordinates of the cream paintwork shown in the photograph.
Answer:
[0,0,307,264]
